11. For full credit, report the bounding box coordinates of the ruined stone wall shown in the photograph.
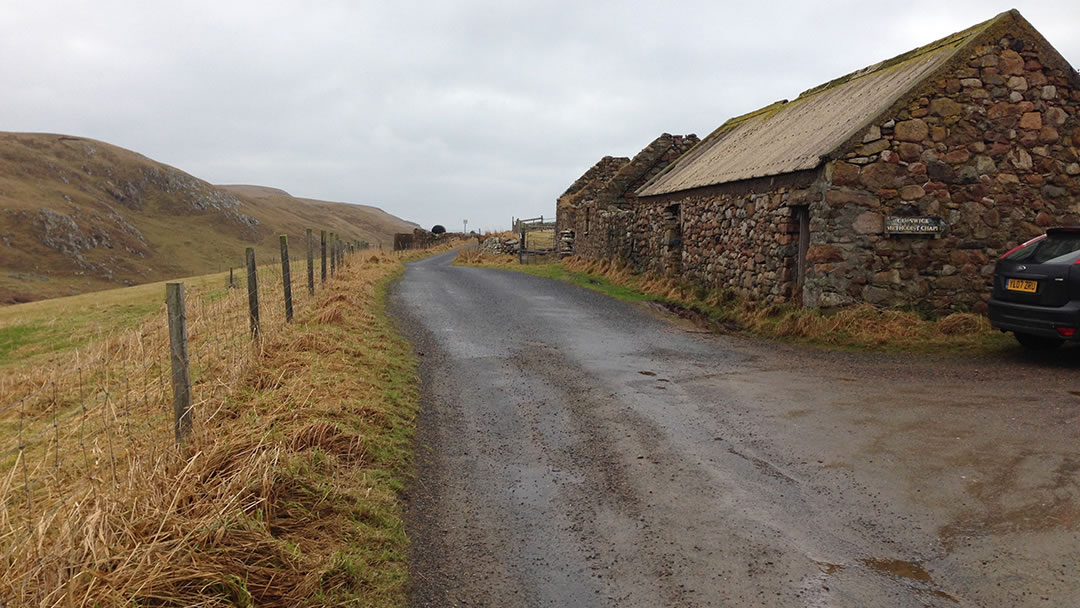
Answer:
[569,175,816,304]
[563,135,699,261]
[808,32,1080,312]
[605,134,699,209]
[570,206,634,261]
[555,156,630,239]
[558,156,630,201]
[393,228,437,251]
[631,180,816,303]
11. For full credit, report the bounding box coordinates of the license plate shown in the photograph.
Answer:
[1006,278,1038,293]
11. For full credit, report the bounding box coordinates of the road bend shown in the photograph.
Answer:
[389,250,1080,608]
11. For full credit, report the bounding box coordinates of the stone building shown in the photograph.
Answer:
[556,133,699,262]
[393,228,437,251]
[570,9,1080,313]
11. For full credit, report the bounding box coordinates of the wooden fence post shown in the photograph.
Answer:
[166,283,193,444]
[320,230,327,283]
[280,235,293,322]
[330,233,337,277]
[246,247,260,339]
[227,267,234,289]
[306,228,315,296]
[519,227,526,264]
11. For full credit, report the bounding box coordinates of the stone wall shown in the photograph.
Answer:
[629,176,820,303]
[556,26,1079,315]
[808,31,1080,312]
[601,134,699,209]
[558,134,698,261]
[571,174,818,303]
[555,155,630,244]
[393,228,438,251]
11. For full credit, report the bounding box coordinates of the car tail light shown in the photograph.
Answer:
[1000,234,1047,260]
[1057,327,1076,338]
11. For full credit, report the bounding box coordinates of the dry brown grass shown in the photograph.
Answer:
[0,240,464,606]
[524,229,556,250]
[557,257,1007,352]
[454,249,517,266]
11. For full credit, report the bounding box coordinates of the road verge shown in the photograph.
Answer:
[454,251,1015,354]
[1,245,465,606]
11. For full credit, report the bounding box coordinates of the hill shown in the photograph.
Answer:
[0,132,418,304]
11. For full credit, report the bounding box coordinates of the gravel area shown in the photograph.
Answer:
[390,250,1080,608]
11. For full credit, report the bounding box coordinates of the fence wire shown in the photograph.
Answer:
[0,236,365,604]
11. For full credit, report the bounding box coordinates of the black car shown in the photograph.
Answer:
[988,227,1080,349]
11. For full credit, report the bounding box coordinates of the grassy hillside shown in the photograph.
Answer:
[220,184,416,252]
[0,132,418,304]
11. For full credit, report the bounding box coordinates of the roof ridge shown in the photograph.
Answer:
[636,9,1061,198]
[707,9,1012,138]
[797,9,1012,100]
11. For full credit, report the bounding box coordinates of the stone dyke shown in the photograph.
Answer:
[809,32,1080,313]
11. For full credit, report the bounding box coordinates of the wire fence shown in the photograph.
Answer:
[0,231,365,604]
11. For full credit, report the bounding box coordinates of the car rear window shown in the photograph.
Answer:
[1005,232,1080,264]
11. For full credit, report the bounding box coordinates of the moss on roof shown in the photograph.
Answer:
[639,9,1073,197]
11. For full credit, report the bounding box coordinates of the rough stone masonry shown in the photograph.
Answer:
[560,10,1080,314]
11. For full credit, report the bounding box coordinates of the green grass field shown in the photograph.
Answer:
[0,269,229,367]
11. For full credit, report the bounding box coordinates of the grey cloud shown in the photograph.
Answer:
[1,0,1077,231]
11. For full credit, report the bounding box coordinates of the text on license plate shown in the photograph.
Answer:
[1007,278,1038,293]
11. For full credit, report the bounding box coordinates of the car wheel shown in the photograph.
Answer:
[1014,332,1064,350]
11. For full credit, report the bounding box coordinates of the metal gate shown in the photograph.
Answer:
[514,216,557,263]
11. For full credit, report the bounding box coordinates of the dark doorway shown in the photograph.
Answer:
[663,204,682,275]
[794,205,810,303]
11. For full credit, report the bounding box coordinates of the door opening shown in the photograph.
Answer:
[794,205,810,303]
[663,204,682,275]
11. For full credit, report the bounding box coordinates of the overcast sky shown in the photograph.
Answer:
[2,1,1077,231]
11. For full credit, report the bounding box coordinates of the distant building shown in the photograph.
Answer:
[561,9,1080,313]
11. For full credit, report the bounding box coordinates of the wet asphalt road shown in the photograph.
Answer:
[389,250,1080,608]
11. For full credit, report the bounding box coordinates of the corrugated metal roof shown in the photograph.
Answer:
[638,13,1005,197]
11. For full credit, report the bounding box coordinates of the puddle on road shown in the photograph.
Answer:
[862,558,958,603]
[938,452,1080,552]
[940,496,1079,552]
[862,558,931,581]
